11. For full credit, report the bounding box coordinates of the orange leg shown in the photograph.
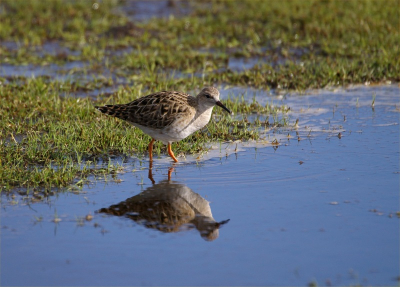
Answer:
[168,165,175,181]
[167,143,179,163]
[148,138,155,161]
[148,161,155,184]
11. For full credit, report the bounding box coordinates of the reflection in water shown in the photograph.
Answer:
[99,165,229,241]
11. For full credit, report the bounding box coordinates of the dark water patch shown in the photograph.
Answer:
[0,62,86,81]
[228,57,265,72]
[227,45,311,72]
[0,61,135,97]
[105,46,134,57]
[0,41,20,51]
[37,41,81,58]
[117,0,193,22]
[0,41,81,63]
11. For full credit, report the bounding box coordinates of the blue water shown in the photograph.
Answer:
[1,85,399,286]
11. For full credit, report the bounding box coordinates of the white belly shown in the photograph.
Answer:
[132,108,213,144]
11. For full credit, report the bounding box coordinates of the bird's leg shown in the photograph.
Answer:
[167,167,174,181]
[167,143,179,163]
[168,163,176,181]
[148,138,155,161]
[148,161,155,184]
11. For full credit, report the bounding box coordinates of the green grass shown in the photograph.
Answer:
[0,0,126,44]
[1,0,398,87]
[0,0,398,191]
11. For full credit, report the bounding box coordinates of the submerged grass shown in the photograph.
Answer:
[0,0,398,191]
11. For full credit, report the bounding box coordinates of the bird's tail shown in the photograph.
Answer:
[95,104,131,121]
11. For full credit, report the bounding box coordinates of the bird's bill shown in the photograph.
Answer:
[216,101,233,115]
[215,219,231,228]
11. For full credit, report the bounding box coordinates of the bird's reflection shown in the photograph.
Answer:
[99,163,229,241]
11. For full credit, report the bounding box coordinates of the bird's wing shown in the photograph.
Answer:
[96,91,196,129]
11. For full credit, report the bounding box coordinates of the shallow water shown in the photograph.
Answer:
[117,0,193,21]
[0,62,86,80]
[1,85,399,286]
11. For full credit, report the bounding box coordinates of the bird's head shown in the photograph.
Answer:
[197,87,232,115]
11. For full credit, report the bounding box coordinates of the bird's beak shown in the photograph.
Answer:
[215,219,230,228]
[216,101,233,115]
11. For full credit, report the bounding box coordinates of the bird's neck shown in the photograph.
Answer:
[191,96,213,114]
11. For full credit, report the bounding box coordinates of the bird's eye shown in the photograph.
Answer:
[205,94,211,99]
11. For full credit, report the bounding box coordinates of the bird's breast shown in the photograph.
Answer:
[163,108,213,142]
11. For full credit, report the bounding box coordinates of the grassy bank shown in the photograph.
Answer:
[0,79,285,191]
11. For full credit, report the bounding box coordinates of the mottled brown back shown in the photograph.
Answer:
[95,91,197,129]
